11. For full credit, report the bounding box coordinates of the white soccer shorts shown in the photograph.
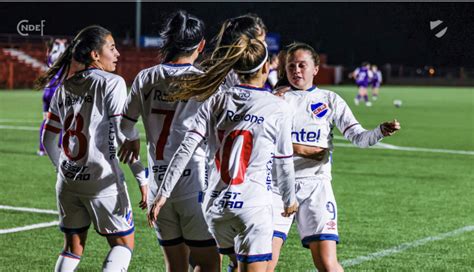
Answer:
[206,205,273,263]
[57,190,134,236]
[150,192,216,247]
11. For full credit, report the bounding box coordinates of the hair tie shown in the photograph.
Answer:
[234,48,268,74]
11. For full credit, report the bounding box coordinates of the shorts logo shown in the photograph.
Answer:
[326,220,337,230]
[311,103,328,118]
[125,210,134,227]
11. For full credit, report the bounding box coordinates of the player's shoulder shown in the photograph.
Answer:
[90,69,126,86]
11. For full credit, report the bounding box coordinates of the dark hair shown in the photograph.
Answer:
[35,25,112,89]
[170,37,267,101]
[362,61,370,67]
[213,14,267,50]
[286,42,320,67]
[159,10,205,63]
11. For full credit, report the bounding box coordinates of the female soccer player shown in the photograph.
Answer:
[118,10,220,272]
[370,64,382,100]
[37,38,67,156]
[271,43,400,272]
[148,37,298,272]
[352,62,372,106]
[38,25,147,272]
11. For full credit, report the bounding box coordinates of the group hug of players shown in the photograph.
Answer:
[37,11,401,272]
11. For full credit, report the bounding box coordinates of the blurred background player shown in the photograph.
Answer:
[370,64,382,100]
[271,42,401,272]
[148,37,298,272]
[37,38,67,156]
[351,62,373,107]
[37,25,147,272]
[118,10,221,272]
[264,54,279,90]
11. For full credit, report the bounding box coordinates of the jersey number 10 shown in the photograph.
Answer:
[215,130,253,185]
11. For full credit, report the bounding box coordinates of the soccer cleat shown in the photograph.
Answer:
[366,101,372,107]
[37,150,46,156]
[354,98,360,106]
[372,96,378,101]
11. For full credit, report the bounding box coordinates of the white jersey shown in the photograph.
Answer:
[183,85,294,211]
[284,86,384,179]
[45,68,128,197]
[122,63,206,198]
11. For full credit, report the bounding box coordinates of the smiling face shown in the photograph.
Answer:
[286,49,319,90]
[91,35,120,72]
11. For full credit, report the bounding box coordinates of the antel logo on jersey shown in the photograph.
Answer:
[311,103,328,118]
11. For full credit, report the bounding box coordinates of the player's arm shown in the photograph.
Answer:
[106,77,149,208]
[333,94,400,147]
[42,111,62,168]
[274,105,298,217]
[119,73,143,164]
[292,143,329,162]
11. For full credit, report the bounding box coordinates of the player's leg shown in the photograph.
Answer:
[178,196,220,271]
[234,206,273,272]
[308,240,343,272]
[296,178,342,272]
[267,191,294,272]
[85,191,135,271]
[151,198,190,272]
[55,191,91,272]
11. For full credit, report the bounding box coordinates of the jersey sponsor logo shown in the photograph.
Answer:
[152,164,191,181]
[310,102,328,118]
[64,94,93,107]
[292,128,321,143]
[226,110,264,124]
[108,123,117,160]
[60,161,90,180]
[210,190,244,209]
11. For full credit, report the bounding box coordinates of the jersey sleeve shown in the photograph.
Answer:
[332,93,383,147]
[273,103,297,207]
[187,94,213,142]
[120,73,143,141]
[43,91,62,167]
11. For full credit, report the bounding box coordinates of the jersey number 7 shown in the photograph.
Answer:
[151,108,175,160]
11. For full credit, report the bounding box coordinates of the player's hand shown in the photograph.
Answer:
[147,195,167,227]
[138,184,148,210]
[282,201,298,217]
[119,139,140,164]
[273,85,291,97]
[380,119,401,137]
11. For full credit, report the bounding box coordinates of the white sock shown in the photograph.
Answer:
[55,251,81,272]
[102,245,132,272]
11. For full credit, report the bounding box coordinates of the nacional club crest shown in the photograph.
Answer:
[310,102,328,118]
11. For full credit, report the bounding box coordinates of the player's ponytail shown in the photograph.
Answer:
[169,37,267,101]
[159,10,205,63]
[35,25,111,89]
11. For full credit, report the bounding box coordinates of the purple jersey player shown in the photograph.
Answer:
[370,65,382,100]
[38,38,67,156]
[352,62,373,107]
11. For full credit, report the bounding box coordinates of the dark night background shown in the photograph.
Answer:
[1,2,473,67]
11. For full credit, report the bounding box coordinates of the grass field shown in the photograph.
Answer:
[0,86,473,271]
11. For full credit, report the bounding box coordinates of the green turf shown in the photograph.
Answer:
[0,86,473,271]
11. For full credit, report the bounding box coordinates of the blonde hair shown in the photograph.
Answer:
[169,36,267,101]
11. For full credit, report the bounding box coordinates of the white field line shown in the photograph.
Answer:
[340,225,474,268]
[0,125,38,131]
[332,135,474,155]
[0,119,39,123]
[0,205,59,235]
[1,124,473,156]
[0,221,59,234]
[0,205,58,215]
